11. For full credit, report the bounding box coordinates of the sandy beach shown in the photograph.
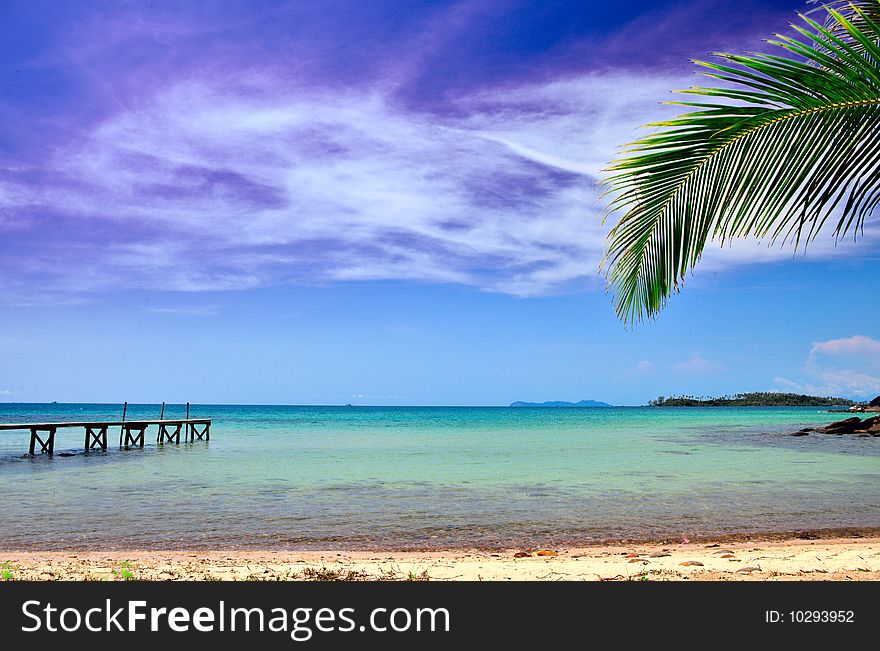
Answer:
[4,534,879,581]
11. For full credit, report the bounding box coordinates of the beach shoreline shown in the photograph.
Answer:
[4,530,879,581]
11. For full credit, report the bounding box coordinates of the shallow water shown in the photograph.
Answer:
[0,403,877,550]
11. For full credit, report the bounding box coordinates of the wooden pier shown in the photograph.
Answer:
[0,417,211,455]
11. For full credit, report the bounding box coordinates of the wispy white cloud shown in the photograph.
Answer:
[619,360,655,379]
[775,335,880,398]
[673,354,718,374]
[2,72,877,301]
[144,305,220,316]
[809,335,880,360]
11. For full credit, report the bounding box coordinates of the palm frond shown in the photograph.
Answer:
[809,0,880,43]
[602,2,880,323]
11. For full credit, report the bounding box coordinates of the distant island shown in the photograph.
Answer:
[510,400,613,407]
[648,392,857,407]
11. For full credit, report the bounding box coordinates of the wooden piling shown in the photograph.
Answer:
[157,402,166,442]
[119,401,128,447]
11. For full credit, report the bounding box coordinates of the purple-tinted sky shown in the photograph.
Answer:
[0,0,816,299]
[1,0,879,404]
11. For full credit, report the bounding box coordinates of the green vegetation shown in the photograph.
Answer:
[299,567,367,581]
[2,561,13,581]
[648,392,857,407]
[112,559,136,581]
[602,1,880,322]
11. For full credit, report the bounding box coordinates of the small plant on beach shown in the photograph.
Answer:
[300,566,366,581]
[112,560,136,581]
[407,570,430,582]
[1,561,14,581]
[625,572,652,581]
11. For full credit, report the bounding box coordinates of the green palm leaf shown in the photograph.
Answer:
[810,0,880,45]
[601,2,880,323]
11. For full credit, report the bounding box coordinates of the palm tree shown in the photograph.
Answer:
[601,1,880,323]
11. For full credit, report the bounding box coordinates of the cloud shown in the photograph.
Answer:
[144,305,220,316]
[809,335,880,361]
[0,73,677,300]
[775,335,880,398]
[673,355,718,374]
[619,360,654,378]
[774,372,880,398]
[2,69,877,303]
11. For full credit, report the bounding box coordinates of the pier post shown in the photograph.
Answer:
[156,402,166,443]
[84,425,108,452]
[28,426,56,455]
[119,401,128,447]
[122,424,146,448]
[158,422,182,444]
[188,422,210,441]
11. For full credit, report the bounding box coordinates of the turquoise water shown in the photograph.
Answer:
[0,403,878,550]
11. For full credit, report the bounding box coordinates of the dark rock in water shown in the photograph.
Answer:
[870,396,880,408]
[823,417,864,434]
[790,431,810,437]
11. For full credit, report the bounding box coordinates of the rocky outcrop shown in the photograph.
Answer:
[830,396,880,413]
[824,417,864,434]
[788,415,880,437]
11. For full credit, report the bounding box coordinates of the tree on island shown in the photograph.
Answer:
[602,1,880,323]
[649,392,857,407]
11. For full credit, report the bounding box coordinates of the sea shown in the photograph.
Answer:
[0,403,877,550]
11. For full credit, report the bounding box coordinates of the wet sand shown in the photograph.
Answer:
[4,535,879,581]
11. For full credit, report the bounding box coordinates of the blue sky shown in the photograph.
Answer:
[1,0,878,405]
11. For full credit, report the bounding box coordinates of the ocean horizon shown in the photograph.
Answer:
[1,402,877,551]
